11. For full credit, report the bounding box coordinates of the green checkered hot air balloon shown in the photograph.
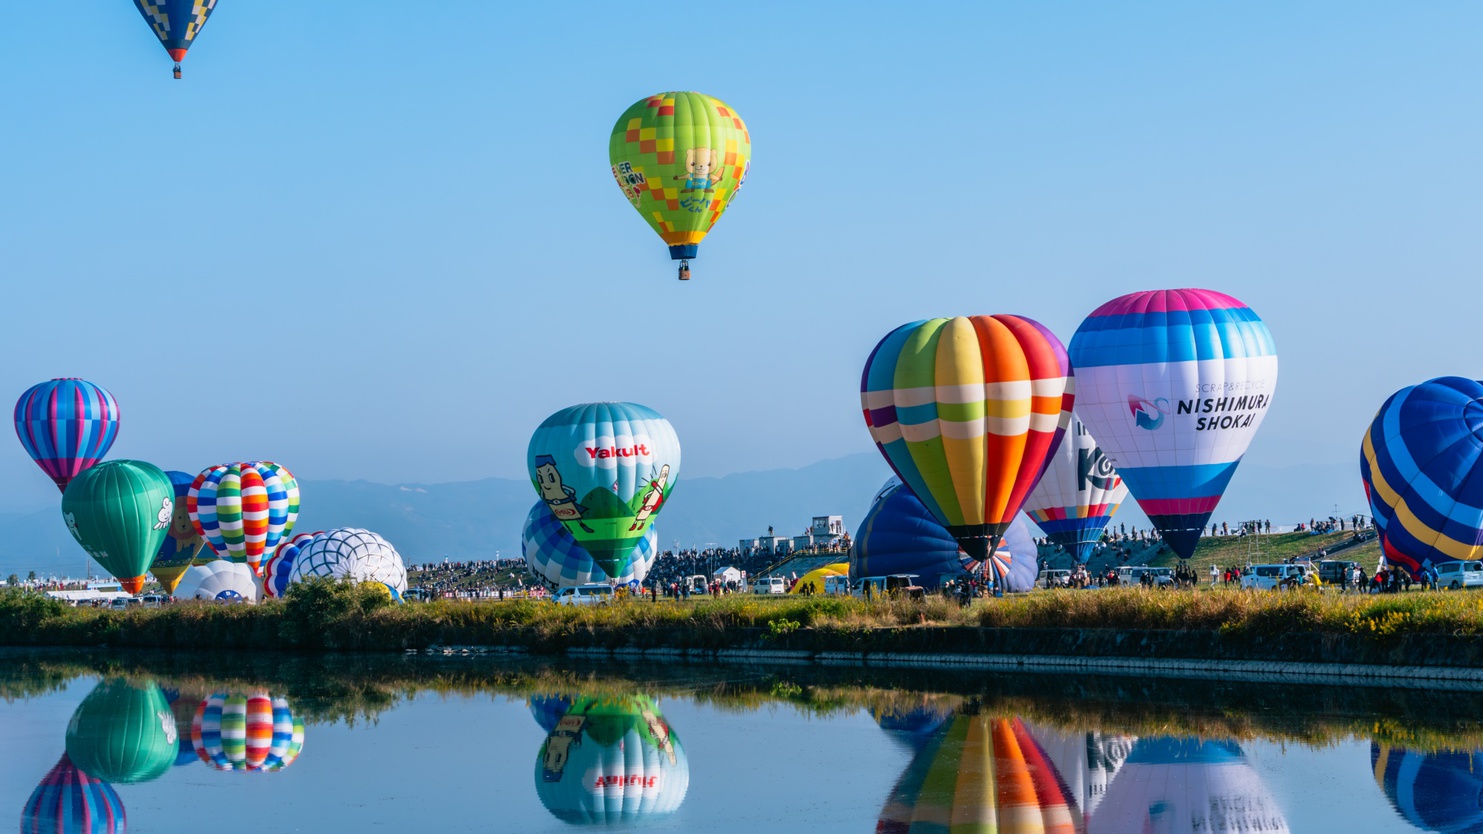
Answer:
[608,91,751,281]
[61,460,176,595]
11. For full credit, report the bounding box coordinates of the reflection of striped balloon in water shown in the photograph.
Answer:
[192,693,305,773]
[878,710,1079,834]
[1024,723,1135,826]
[1371,743,1483,834]
[1089,738,1289,834]
[188,462,300,573]
[22,753,126,834]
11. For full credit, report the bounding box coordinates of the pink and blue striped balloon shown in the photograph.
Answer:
[14,379,120,493]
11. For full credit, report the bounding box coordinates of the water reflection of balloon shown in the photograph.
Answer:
[14,378,120,494]
[188,461,300,574]
[1022,417,1129,564]
[61,460,175,595]
[535,695,689,825]
[861,315,1074,570]
[64,679,177,785]
[522,502,657,588]
[151,470,209,594]
[530,695,575,733]
[287,528,407,594]
[1069,289,1278,560]
[852,478,973,590]
[878,709,1079,834]
[22,753,125,834]
[1089,737,1289,834]
[174,559,259,603]
[1372,743,1483,833]
[191,692,305,773]
[1025,723,1135,826]
[527,403,681,580]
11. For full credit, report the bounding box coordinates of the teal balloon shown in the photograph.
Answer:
[65,680,177,785]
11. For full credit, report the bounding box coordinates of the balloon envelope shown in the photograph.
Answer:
[1089,738,1289,834]
[860,315,1074,564]
[535,696,689,825]
[852,478,973,590]
[288,528,408,594]
[527,403,681,579]
[1069,289,1278,560]
[188,462,300,573]
[150,470,208,594]
[175,560,259,603]
[1025,723,1136,826]
[22,754,126,834]
[789,563,848,593]
[1023,417,1129,563]
[192,692,305,773]
[14,378,120,493]
[1372,743,1483,834]
[985,514,1039,594]
[262,532,321,599]
[131,0,220,69]
[608,92,751,267]
[530,695,575,734]
[523,502,657,587]
[65,680,177,785]
[1360,377,1483,578]
[61,460,174,595]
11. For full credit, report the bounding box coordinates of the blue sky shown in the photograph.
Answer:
[1,2,1479,511]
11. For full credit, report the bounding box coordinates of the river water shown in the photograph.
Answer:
[2,650,1474,833]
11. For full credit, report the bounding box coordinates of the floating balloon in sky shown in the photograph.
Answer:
[1360,377,1483,578]
[528,403,681,580]
[1372,743,1483,834]
[150,470,209,594]
[522,502,657,587]
[62,460,174,595]
[1089,738,1289,834]
[262,531,321,599]
[1069,289,1278,560]
[22,754,126,834]
[192,692,305,773]
[609,91,751,281]
[288,528,408,595]
[1023,416,1129,563]
[174,559,259,603]
[14,378,120,493]
[65,680,177,786]
[852,478,973,590]
[189,462,300,574]
[131,0,221,79]
[536,696,689,825]
[861,315,1074,573]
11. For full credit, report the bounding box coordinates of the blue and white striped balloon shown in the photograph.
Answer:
[522,502,657,587]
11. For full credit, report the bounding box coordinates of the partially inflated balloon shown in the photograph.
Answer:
[1023,417,1129,563]
[132,0,220,78]
[528,403,681,579]
[14,378,120,493]
[174,560,259,603]
[288,528,407,594]
[150,470,208,593]
[861,315,1074,568]
[983,514,1039,593]
[1069,290,1278,560]
[61,461,174,595]
[192,692,305,773]
[609,92,751,280]
[1089,738,1289,834]
[852,478,972,590]
[1360,377,1483,578]
[523,502,657,587]
[22,754,126,834]
[65,680,177,785]
[188,462,300,573]
[536,696,689,825]
[262,532,321,599]
[1372,743,1483,834]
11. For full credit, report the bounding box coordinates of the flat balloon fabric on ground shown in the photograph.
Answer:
[1069,289,1278,561]
[860,315,1074,563]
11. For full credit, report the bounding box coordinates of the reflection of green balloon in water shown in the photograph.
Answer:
[61,460,174,595]
[535,695,690,825]
[65,679,178,785]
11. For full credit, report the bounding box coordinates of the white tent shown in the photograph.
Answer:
[713,567,742,584]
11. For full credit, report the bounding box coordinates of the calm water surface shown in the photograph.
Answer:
[0,651,1474,833]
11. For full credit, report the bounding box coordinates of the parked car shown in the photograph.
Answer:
[822,575,852,595]
[1317,560,1359,585]
[852,574,924,600]
[109,596,142,610]
[402,587,431,602]
[1241,564,1314,591]
[553,584,614,606]
[1117,566,1175,588]
[1037,569,1072,589]
[1434,561,1483,590]
[752,577,788,595]
[139,593,167,608]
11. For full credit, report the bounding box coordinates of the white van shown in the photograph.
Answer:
[822,575,852,595]
[1435,561,1483,590]
[1037,569,1071,589]
[752,577,788,595]
[1240,564,1313,591]
[1117,566,1174,588]
[554,584,614,606]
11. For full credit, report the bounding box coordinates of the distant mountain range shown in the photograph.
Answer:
[0,452,1366,579]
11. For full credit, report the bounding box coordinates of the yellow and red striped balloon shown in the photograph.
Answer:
[187,462,300,574]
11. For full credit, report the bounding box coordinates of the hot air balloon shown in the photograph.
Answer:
[1089,738,1289,834]
[1372,743,1483,834]
[535,696,689,825]
[1360,377,1483,578]
[174,559,259,603]
[188,461,300,574]
[14,379,120,494]
[528,403,681,579]
[788,562,848,593]
[609,91,751,281]
[852,478,975,590]
[874,700,957,753]
[878,708,1081,834]
[261,531,320,599]
[131,0,221,79]
[1023,417,1129,564]
[1025,723,1135,826]
[191,692,305,773]
[64,680,177,786]
[522,502,657,587]
[22,754,126,834]
[983,514,1039,594]
[287,528,407,594]
[530,695,575,734]
[1068,289,1278,560]
[860,316,1074,583]
[149,470,208,594]
[61,460,174,595]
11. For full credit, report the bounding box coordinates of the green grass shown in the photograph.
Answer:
[1147,530,1360,573]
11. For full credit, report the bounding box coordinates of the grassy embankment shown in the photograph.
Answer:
[1146,530,1366,574]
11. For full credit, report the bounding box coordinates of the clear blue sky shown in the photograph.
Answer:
[1,3,1479,511]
